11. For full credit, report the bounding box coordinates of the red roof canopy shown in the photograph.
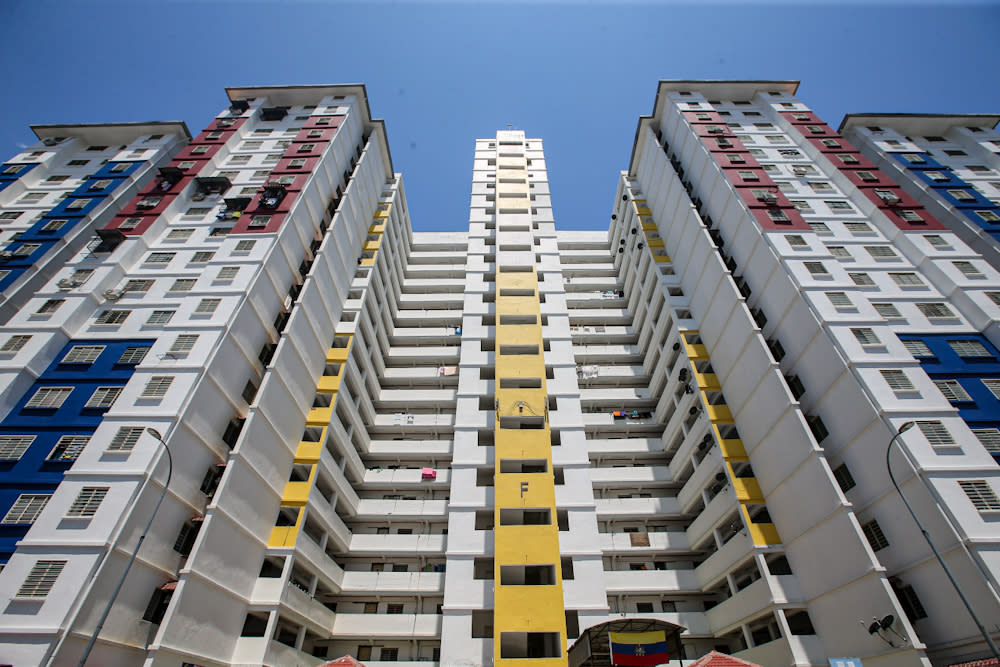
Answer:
[687,651,762,667]
[319,657,366,667]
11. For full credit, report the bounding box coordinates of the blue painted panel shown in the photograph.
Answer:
[0,269,26,291]
[18,216,86,242]
[68,176,128,199]
[0,241,58,269]
[935,186,996,209]
[46,194,106,218]
[90,161,142,180]
[900,333,1000,465]
[0,163,38,179]
[911,169,965,188]
[0,339,153,561]
[961,208,1000,229]
[890,151,945,170]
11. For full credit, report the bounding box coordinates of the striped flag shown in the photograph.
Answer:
[609,630,669,666]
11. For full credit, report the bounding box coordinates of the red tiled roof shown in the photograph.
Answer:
[949,660,1000,667]
[687,650,762,667]
[319,657,366,667]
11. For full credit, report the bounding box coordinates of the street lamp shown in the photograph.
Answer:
[78,428,173,666]
[886,421,1000,659]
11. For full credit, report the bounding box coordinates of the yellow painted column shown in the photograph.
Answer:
[493,267,567,666]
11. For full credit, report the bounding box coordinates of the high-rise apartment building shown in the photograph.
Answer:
[0,82,997,667]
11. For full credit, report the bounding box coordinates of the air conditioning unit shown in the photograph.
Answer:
[103,289,124,302]
[42,137,59,146]
[707,127,724,134]
[757,192,778,203]
[192,192,206,201]
[57,278,74,289]
[880,193,901,205]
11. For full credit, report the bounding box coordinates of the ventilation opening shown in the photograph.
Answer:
[499,416,545,429]
[500,459,548,474]
[499,377,542,389]
[500,632,562,659]
[499,314,538,325]
[473,558,494,579]
[499,345,539,356]
[499,508,551,525]
[500,564,556,585]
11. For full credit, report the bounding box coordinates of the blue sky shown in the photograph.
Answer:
[1,0,999,232]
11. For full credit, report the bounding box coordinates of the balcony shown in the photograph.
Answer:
[331,613,442,638]
[590,465,672,487]
[355,499,449,520]
[603,568,700,594]
[599,530,690,553]
[594,496,680,518]
[695,530,752,589]
[347,533,447,555]
[341,570,444,594]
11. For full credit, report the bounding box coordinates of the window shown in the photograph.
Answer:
[25,387,72,409]
[827,246,851,258]
[48,435,89,461]
[195,298,221,315]
[249,215,271,228]
[917,420,956,446]
[95,309,130,325]
[68,159,89,166]
[166,228,194,240]
[119,217,142,230]
[958,480,1000,511]
[833,464,856,492]
[849,272,875,286]
[924,234,950,248]
[66,198,92,210]
[16,560,66,598]
[170,335,199,354]
[826,292,852,307]
[949,340,991,358]
[386,604,404,614]
[234,240,256,253]
[945,150,968,157]
[0,211,23,220]
[987,292,1000,308]
[890,273,923,287]
[873,303,902,318]
[738,170,759,181]
[948,189,976,201]
[89,179,112,190]
[867,246,897,259]
[20,192,46,203]
[0,435,35,460]
[1,494,50,525]
[896,584,928,622]
[976,210,1000,223]
[838,154,859,164]
[169,278,196,292]
[289,158,306,168]
[804,261,829,276]
[827,201,853,211]
[809,222,831,234]
[786,235,808,247]
[1,334,32,352]
[108,426,145,452]
[926,171,949,181]
[67,487,108,517]
[857,171,878,182]
[216,266,239,280]
[766,135,787,144]
[146,310,175,325]
[15,243,42,257]
[145,252,175,264]
[851,328,880,345]
[809,182,833,192]
[228,155,250,165]
[900,210,924,223]
[953,261,985,277]
[881,370,915,391]
[141,376,174,398]
[767,210,790,222]
[124,279,153,293]
[972,428,1000,455]
[982,379,1000,400]
[791,200,813,212]
[62,345,105,364]
[117,346,148,366]
[934,380,972,402]
[917,302,955,319]
[903,340,933,357]
[844,222,872,234]
[862,520,889,551]
[86,386,122,408]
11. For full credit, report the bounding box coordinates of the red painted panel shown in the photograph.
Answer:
[682,110,726,125]
[795,123,838,138]
[175,143,224,162]
[117,192,181,218]
[717,153,761,169]
[806,137,856,153]
[749,206,810,231]
[244,189,299,216]
[780,111,825,125]
[857,186,921,210]
[694,124,735,139]
[725,168,774,187]
[294,128,338,143]
[273,156,320,173]
[230,211,287,234]
[209,116,248,132]
[304,116,344,130]
[284,142,327,159]
[734,186,793,209]
[191,129,238,145]
[105,212,159,236]
[842,170,898,189]
[265,173,310,192]
[826,152,878,171]
[881,207,948,231]
[138,174,196,197]
[705,136,746,153]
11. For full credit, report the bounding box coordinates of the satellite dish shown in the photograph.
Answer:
[868,621,881,634]
[879,614,895,630]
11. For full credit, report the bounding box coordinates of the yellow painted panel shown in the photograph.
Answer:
[494,525,561,563]
[695,372,720,390]
[732,477,764,503]
[306,406,333,425]
[635,207,652,217]
[748,522,782,546]
[495,389,547,419]
[497,658,567,667]
[496,325,542,348]
[685,343,709,360]
[295,441,322,463]
[494,355,545,378]
[495,475,556,508]
[282,481,312,506]
[316,375,341,393]
[374,209,390,219]
[360,257,376,266]
[327,348,350,364]
[364,240,381,251]
[493,586,566,629]
[646,238,665,248]
[268,525,298,547]
[653,255,672,263]
[368,223,385,234]
[705,404,733,422]
[496,298,539,315]
[717,437,748,459]
[642,222,657,231]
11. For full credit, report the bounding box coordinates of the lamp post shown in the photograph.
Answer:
[78,428,173,666]
[886,421,1000,659]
